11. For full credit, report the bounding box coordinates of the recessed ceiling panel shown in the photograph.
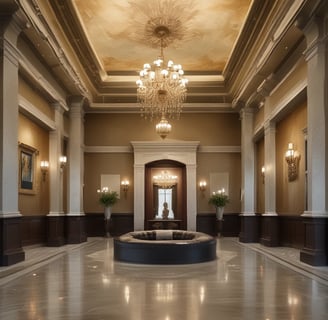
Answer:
[73,0,252,73]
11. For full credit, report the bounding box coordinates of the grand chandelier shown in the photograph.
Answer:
[153,170,178,189]
[136,26,188,139]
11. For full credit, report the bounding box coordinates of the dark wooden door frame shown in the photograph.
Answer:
[145,160,187,229]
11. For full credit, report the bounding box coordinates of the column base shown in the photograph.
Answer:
[46,216,66,246]
[300,217,327,266]
[260,215,279,247]
[239,215,260,243]
[66,215,87,244]
[0,216,25,266]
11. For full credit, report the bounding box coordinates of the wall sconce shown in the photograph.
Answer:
[199,181,207,191]
[59,156,67,169]
[40,160,49,181]
[261,166,265,184]
[121,180,129,192]
[285,143,300,181]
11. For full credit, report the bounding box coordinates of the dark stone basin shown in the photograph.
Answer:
[114,230,217,264]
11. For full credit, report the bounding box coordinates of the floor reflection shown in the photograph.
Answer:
[1,238,328,320]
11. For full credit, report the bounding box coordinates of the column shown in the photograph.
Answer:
[186,164,197,231]
[66,97,87,243]
[0,11,26,265]
[300,15,328,265]
[47,105,66,246]
[239,108,259,243]
[260,120,279,246]
[134,164,145,231]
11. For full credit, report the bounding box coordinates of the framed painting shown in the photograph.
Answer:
[19,143,37,194]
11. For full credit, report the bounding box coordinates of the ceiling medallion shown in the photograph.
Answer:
[132,0,196,139]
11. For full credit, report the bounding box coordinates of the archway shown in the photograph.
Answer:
[145,160,187,229]
[131,140,199,231]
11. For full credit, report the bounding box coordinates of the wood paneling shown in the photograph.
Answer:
[279,216,304,248]
[197,213,240,237]
[85,213,134,237]
[66,216,87,244]
[0,217,25,266]
[239,215,261,243]
[21,216,46,246]
[46,216,66,246]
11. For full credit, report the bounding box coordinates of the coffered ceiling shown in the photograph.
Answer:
[17,0,311,112]
[48,0,253,110]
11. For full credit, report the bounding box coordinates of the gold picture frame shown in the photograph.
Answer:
[19,143,38,194]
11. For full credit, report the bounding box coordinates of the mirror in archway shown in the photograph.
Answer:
[153,185,177,219]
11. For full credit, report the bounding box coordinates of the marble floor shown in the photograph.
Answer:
[1,237,328,320]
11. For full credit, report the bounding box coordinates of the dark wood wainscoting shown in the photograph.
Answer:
[278,216,304,249]
[85,213,134,237]
[0,217,25,266]
[197,213,240,237]
[21,216,47,246]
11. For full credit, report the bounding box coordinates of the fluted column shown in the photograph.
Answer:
[66,97,86,243]
[186,164,197,231]
[239,108,259,243]
[47,105,66,246]
[260,120,278,247]
[0,9,26,265]
[263,121,277,216]
[299,15,328,265]
[240,108,255,214]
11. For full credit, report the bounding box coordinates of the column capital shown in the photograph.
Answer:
[302,15,328,62]
[264,120,275,132]
[239,107,254,120]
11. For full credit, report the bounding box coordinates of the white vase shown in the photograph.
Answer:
[104,206,111,237]
[104,206,111,220]
[216,206,224,220]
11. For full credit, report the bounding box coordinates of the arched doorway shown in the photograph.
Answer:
[145,160,187,229]
[131,140,199,231]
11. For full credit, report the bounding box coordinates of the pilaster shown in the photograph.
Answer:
[0,13,26,265]
[239,108,259,242]
[299,15,328,265]
[47,104,66,246]
[66,97,86,243]
[239,108,255,215]
[263,121,277,216]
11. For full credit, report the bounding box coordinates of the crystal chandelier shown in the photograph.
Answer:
[136,26,188,139]
[153,170,178,189]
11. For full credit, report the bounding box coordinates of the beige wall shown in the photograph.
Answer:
[84,112,242,213]
[84,153,134,213]
[19,77,54,121]
[197,153,241,213]
[18,113,50,216]
[84,113,241,146]
[276,101,307,215]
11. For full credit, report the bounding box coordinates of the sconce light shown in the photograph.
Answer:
[121,180,129,192]
[285,143,300,181]
[199,181,207,191]
[261,166,265,184]
[59,156,67,169]
[40,160,49,181]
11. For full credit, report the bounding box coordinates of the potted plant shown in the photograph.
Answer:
[97,187,119,237]
[209,190,229,220]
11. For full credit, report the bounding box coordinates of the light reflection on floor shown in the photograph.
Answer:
[0,238,328,320]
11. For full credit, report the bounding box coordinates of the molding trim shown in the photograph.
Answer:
[84,145,241,154]
[84,146,132,153]
[19,95,56,130]
[198,146,241,153]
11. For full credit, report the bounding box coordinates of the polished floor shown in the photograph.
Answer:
[1,237,328,320]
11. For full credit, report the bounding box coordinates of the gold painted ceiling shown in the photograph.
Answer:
[72,0,252,72]
[23,0,305,110]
